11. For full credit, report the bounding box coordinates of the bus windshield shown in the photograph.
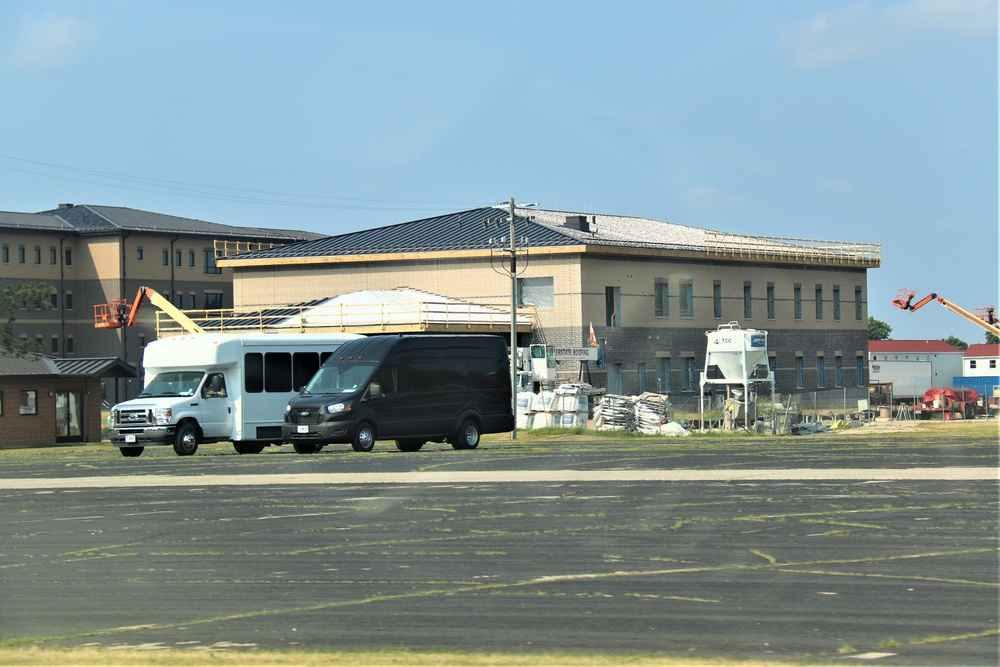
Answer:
[139,371,205,398]
[305,362,378,394]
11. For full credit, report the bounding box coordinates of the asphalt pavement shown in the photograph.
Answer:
[0,428,997,665]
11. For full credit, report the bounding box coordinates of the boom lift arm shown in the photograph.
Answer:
[891,289,1000,337]
[94,286,205,334]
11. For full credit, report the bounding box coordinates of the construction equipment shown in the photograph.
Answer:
[94,286,204,334]
[891,290,1000,337]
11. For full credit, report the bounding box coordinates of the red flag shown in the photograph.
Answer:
[589,321,598,346]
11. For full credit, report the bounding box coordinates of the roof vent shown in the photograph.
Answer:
[57,203,74,209]
[564,215,589,232]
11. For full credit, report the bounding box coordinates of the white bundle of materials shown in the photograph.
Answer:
[594,394,634,431]
[516,391,535,430]
[594,393,688,436]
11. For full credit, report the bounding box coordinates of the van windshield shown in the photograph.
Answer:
[139,371,205,398]
[305,362,377,394]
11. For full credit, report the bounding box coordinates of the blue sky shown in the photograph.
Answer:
[0,0,996,342]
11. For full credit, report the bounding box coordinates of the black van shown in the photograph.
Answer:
[282,335,514,452]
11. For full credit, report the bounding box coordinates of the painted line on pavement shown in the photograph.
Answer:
[0,467,995,490]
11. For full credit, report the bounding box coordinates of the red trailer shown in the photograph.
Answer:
[914,387,980,420]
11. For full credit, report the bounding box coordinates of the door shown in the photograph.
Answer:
[54,391,82,443]
[199,372,234,439]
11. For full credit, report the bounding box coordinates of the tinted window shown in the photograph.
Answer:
[245,353,264,393]
[264,352,292,392]
[292,352,321,390]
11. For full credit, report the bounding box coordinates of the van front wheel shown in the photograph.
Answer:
[352,423,376,452]
[450,419,480,450]
[173,423,199,456]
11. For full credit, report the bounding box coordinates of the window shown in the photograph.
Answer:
[162,249,169,266]
[50,246,57,264]
[855,287,863,320]
[657,357,671,393]
[64,248,72,265]
[833,286,841,321]
[679,280,694,318]
[19,390,37,415]
[836,355,843,387]
[293,352,322,391]
[174,292,183,308]
[33,246,41,264]
[204,292,223,309]
[137,246,144,261]
[638,363,647,393]
[51,336,58,354]
[817,356,825,388]
[1,244,8,263]
[654,280,668,317]
[65,336,74,354]
[605,286,621,327]
[815,286,823,320]
[856,355,865,386]
[264,353,293,392]
[990,360,997,369]
[138,333,146,348]
[189,250,196,267]
[49,292,57,309]
[743,283,752,319]
[175,250,182,267]
[517,277,554,308]
[969,360,977,369]
[204,249,222,274]
[793,285,802,320]
[713,281,722,319]
[683,357,697,391]
[796,357,804,388]
[189,293,196,309]
[769,355,777,378]
[64,292,73,310]
[18,245,25,263]
[767,283,775,320]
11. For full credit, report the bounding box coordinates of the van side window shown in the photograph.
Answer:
[293,352,320,390]
[264,352,292,392]
[202,373,227,398]
[372,366,396,395]
[245,353,264,393]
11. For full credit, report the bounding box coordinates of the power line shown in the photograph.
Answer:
[0,153,491,212]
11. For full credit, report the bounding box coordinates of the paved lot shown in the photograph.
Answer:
[0,430,997,665]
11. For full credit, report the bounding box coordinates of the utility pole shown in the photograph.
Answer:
[508,197,518,441]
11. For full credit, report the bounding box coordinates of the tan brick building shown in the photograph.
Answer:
[0,204,320,404]
[220,207,881,397]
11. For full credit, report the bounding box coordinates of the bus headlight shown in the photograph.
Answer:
[154,408,173,425]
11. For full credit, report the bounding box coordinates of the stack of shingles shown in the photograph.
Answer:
[635,392,672,433]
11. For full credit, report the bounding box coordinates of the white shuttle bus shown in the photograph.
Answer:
[109,332,362,457]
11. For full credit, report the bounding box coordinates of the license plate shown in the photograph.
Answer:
[296,425,308,433]
[124,434,136,443]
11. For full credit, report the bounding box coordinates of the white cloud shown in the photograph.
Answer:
[782,0,997,71]
[2,15,99,70]
[885,0,998,37]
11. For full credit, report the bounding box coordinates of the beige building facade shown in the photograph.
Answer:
[222,207,881,398]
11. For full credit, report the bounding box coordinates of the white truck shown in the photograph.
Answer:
[109,332,362,457]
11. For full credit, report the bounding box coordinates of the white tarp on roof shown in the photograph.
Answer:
[278,288,531,329]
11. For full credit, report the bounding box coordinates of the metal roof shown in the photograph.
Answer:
[220,207,720,262]
[0,352,136,378]
[0,204,322,242]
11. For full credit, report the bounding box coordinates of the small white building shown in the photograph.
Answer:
[963,344,1000,377]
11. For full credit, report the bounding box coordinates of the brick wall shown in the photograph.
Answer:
[0,377,103,448]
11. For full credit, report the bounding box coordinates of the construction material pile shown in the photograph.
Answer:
[517,383,593,429]
[594,392,688,436]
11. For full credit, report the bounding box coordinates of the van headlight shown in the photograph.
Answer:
[154,408,173,425]
[325,402,349,415]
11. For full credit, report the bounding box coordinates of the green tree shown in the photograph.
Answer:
[941,335,968,350]
[986,331,999,344]
[0,282,55,356]
[868,316,892,341]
